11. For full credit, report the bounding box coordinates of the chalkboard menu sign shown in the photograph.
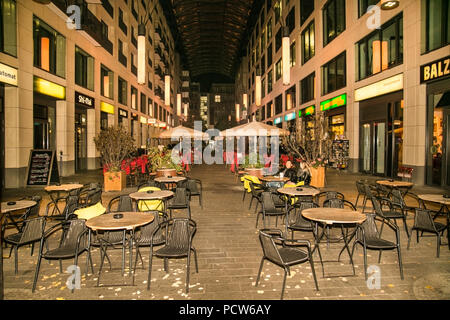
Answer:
[26,150,60,186]
[330,140,350,170]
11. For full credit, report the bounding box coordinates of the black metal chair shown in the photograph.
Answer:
[286,201,318,239]
[371,196,410,239]
[83,189,103,206]
[256,192,286,229]
[316,191,345,206]
[186,178,203,209]
[255,229,319,300]
[350,213,404,280]
[407,208,447,258]
[137,180,158,190]
[3,217,46,275]
[362,183,378,213]
[44,195,80,221]
[322,198,358,248]
[79,183,102,204]
[2,196,42,241]
[247,180,264,213]
[355,180,367,208]
[147,218,198,294]
[167,187,191,219]
[107,194,135,213]
[390,189,420,217]
[33,219,93,293]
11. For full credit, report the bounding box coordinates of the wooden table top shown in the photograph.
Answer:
[277,187,320,197]
[86,212,154,231]
[129,190,174,200]
[302,208,367,225]
[1,200,37,214]
[44,184,84,192]
[154,176,186,183]
[376,180,414,187]
[418,194,450,206]
[260,176,290,182]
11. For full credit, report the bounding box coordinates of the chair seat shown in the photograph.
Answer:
[168,203,188,209]
[154,245,189,258]
[136,236,165,246]
[259,209,285,216]
[363,238,397,249]
[43,246,85,259]
[381,210,406,219]
[288,222,313,231]
[4,233,22,244]
[279,247,309,265]
[415,222,447,234]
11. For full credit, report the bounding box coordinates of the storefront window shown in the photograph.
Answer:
[0,0,17,56]
[33,16,66,78]
[329,114,345,140]
[75,46,94,91]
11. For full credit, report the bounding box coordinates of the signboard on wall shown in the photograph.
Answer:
[0,63,17,86]
[75,91,95,108]
[420,56,450,83]
[26,150,60,186]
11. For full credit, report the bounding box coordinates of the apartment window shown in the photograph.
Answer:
[101,20,109,41]
[301,20,315,64]
[322,51,346,95]
[131,52,137,75]
[261,28,266,49]
[300,0,314,25]
[131,86,138,109]
[274,1,282,25]
[275,94,282,115]
[422,0,450,53]
[0,0,16,56]
[261,54,266,74]
[33,16,66,78]
[75,46,94,91]
[267,43,273,67]
[275,58,282,81]
[268,69,273,93]
[118,39,127,67]
[118,77,128,105]
[286,7,295,34]
[323,0,346,47]
[141,93,146,114]
[358,0,379,18]
[357,14,403,81]
[102,0,114,18]
[275,28,282,52]
[215,95,221,103]
[131,26,137,47]
[300,72,315,104]
[267,17,272,39]
[119,8,127,35]
[266,101,273,119]
[148,98,153,116]
[100,64,114,99]
[290,41,296,67]
[262,77,266,98]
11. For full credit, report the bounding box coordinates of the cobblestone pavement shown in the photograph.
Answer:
[1,165,450,300]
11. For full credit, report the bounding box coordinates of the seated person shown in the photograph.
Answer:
[297,162,311,186]
[280,160,298,183]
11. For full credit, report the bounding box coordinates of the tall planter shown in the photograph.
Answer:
[310,166,325,188]
[104,171,126,192]
[245,168,264,179]
[156,168,177,178]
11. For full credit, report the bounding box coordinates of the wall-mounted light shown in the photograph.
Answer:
[177,93,182,116]
[137,24,146,84]
[165,71,170,106]
[243,93,248,110]
[255,68,261,107]
[380,0,400,10]
[282,26,290,86]
[183,103,188,117]
[235,103,240,122]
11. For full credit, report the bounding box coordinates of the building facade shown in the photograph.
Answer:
[237,0,450,186]
[0,0,183,189]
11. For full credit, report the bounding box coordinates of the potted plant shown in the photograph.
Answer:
[94,126,136,191]
[282,111,332,188]
[147,146,183,177]
[242,153,265,178]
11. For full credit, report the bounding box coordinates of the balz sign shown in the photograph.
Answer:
[420,56,450,83]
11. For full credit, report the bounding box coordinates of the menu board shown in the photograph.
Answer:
[331,140,350,170]
[26,150,60,186]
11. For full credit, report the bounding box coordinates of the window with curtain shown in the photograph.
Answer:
[33,16,66,78]
[101,64,114,99]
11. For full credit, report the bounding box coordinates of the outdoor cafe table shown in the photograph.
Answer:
[44,184,84,216]
[129,190,174,214]
[418,194,450,249]
[86,212,154,286]
[302,207,367,278]
[154,176,187,190]
[1,200,37,232]
[260,176,290,190]
[376,180,414,196]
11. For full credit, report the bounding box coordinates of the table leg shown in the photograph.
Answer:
[129,229,133,276]
[311,221,325,278]
[121,230,126,276]
[338,225,356,275]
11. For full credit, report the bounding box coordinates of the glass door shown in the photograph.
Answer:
[361,123,372,172]
[75,111,87,172]
[33,119,49,149]
[360,121,387,175]
[374,122,386,175]
[445,111,450,187]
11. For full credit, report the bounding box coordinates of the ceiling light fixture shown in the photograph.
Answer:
[380,0,400,10]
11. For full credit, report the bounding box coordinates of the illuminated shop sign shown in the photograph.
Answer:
[420,56,450,83]
[299,105,315,117]
[33,76,66,99]
[355,74,403,102]
[0,63,17,86]
[148,118,156,124]
[274,117,282,124]
[118,108,128,117]
[100,101,115,114]
[75,91,94,108]
[140,116,147,124]
[284,112,296,121]
[320,93,347,111]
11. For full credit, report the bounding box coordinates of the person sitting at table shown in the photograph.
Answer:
[297,161,311,186]
[280,160,298,183]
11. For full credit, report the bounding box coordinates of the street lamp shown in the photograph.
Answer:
[282,26,290,86]
[255,68,261,107]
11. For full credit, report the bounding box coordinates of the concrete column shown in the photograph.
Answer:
[86,108,97,169]
[348,100,360,173]
[56,100,75,177]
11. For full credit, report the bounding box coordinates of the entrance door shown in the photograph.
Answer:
[0,85,4,191]
[75,111,87,172]
[33,119,50,149]
[360,121,387,175]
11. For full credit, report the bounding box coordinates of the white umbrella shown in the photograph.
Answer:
[220,121,290,137]
[158,125,204,139]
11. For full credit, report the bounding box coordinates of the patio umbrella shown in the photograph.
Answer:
[220,121,290,137]
[158,125,204,139]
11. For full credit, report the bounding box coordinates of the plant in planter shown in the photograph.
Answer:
[281,110,332,188]
[147,146,183,176]
[94,126,136,191]
[242,153,265,178]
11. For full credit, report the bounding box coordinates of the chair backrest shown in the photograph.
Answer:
[139,211,166,244]
[413,208,438,233]
[19,217,46,244]
[137,186,163,212]
[391,189,405,208]
[86,189,102,205]
[172,187,189,206]
[186,179,200,194]
[356,213,379,242]
[356,180,366,194]
[288,201,318,225]
[258,230,283,265]
[64,195,81,220]
[323,198,356,210]
[60,219,88,250]
[117,195,134,212]
[23,196,42,219]
[261,192,277,212]
[164,218,196,251]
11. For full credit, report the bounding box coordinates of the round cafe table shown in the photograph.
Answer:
[129,190,174,214]
[44,183,84,216]
[418,194,450,250]
[302,207,367,278]
[154,176,186,190]
[1,200,37,232]
[376,180,414,196]
[86,212,155,286]
[260,176,290,190]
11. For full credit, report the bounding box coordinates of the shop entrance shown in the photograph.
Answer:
[75,108,87,172]
[360,121,387,176]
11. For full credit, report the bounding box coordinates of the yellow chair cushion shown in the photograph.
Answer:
[282,182,305,205]
[74,202,106,220]
[241,175,261,193]
[137,186,164,211]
